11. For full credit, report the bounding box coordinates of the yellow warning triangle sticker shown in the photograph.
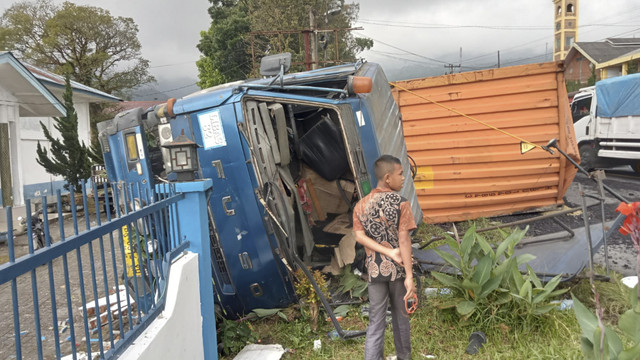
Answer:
[520,142,536,154]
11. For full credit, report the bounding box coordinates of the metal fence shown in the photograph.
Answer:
[0,181,186,360]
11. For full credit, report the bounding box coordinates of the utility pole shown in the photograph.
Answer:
[444,63,460,74]
[497,51,501,68]
[444,47,462,75]
[309,9,318,70]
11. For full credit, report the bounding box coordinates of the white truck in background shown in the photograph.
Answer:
[571,73,640,174]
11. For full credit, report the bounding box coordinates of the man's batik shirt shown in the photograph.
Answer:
[353,188,417,282]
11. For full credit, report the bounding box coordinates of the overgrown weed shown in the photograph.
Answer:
[570,266,630,323]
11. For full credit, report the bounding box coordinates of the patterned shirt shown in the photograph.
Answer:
[352,188,417,282]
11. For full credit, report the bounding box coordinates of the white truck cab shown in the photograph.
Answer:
[571,74,640,174]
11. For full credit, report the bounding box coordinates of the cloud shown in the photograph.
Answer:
[355,0,640,78]
[5,0,637,96]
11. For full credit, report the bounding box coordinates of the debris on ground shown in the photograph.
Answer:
[465,331,487,355]
[550,299,574,310]
[423,288,451,297]
[621,275,638,288]
[232,344,287,360]
[61,352,88,360]
[79,285,136,333]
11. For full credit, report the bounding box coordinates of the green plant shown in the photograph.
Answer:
[218,318,257,355]
[572,201,640,359]
[566,80,585,93]
[336,265,368,298]
[431,225,566,325]
[36,74,92,191]
[294,267,329,331]
[250,308,289,321]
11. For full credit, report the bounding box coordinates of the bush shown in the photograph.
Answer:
[431,225,567,327]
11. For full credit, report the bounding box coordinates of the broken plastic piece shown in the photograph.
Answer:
[465,331,486,355]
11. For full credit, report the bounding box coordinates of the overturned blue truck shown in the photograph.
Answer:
[98,54,422,335]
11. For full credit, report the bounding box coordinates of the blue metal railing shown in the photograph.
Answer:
[0,181,186,360]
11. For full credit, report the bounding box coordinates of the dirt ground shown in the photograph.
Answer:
[493,167,639,276]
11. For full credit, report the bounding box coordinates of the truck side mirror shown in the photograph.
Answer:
[260,53,292,77]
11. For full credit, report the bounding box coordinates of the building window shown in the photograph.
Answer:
[555,36,561,52]
[567,4,575,13]
[557,6,562,15]
[556,22,561,31]
[565,36,575,50]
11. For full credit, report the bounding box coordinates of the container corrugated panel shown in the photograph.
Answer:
[392,62,579,223]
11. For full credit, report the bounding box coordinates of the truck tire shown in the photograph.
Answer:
[579,143,597,171]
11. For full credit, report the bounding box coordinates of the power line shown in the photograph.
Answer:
[136,82,200,97]
[357,18,639,31]
[355,33,451,64]
[149,61,196,69]
[357,19,548,30]
[360,6,640,69]
[596,26,640,41]
[367,50,442,67]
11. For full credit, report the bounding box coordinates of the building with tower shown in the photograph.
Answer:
[553,0,579,61]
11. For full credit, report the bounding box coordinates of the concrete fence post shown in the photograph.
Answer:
[159,180,217,359]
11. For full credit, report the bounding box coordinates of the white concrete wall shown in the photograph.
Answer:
[0,84,20,206]
[1,80,95,206]
[17,101,91,201]
[19,116,56,189]
[119,252,205,360]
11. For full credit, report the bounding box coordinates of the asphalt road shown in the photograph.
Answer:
[497,166,639,276]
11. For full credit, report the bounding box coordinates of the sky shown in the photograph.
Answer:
[2,0,639,100]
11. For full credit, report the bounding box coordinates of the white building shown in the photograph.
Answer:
[0,51,120,208]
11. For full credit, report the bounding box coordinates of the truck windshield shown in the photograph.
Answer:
[571,96,592,123]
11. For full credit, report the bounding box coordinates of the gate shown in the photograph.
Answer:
[0,180,186,360]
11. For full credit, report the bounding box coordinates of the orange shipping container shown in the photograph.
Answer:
[392,62,579,223]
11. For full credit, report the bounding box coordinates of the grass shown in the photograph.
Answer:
[224,289,584,359]
[570,266,632,324]
[217,221,636,359]
[222,268,635,359]
[413,218,515,250]
[220,269,636,360]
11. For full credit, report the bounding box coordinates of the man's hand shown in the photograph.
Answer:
[388,248,403,265]
[403,275,416,301]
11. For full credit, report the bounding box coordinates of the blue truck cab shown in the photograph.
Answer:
[99,55,421,320]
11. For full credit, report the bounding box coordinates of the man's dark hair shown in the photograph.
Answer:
[374,155,401,181]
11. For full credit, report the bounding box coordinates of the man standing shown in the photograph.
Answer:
[353,155,417,360]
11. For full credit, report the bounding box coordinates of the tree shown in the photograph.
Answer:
[36,75,92,191]
[197,0,372,86]
[587,65,597,86]
[0,0,154,97]
[196,56,230,89]
[197,0,252,85]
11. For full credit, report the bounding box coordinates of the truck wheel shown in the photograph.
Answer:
[579,143,597,171]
